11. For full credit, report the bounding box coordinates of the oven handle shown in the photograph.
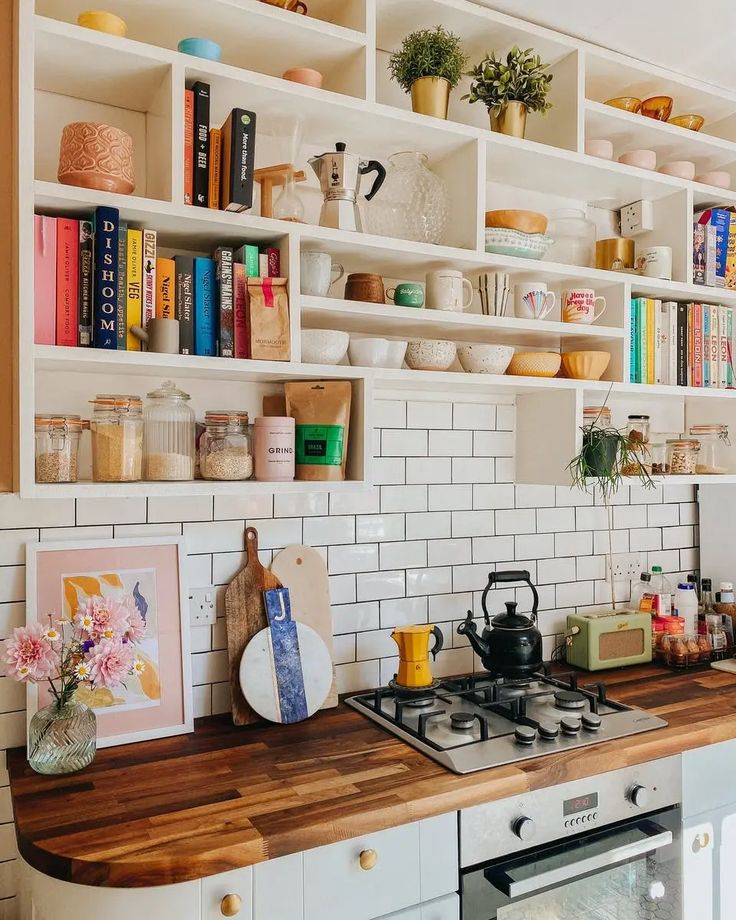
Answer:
[484,822,673,899]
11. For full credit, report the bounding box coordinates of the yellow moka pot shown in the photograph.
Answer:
[391,625,444,688]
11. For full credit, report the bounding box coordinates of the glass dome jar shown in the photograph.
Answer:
[545,208,597,267]
[34,414,84,483]
[144,380,195,481]
[367,151,449,245]
[667,439,700,475]
[690,424,730,474]
[583,405,612,429]
[89,394,143,482]
[200,411,253,481]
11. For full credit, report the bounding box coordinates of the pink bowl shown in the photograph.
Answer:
[696,170,732,189]
[282,67,323,88]
[657,160,696,180]
[618,149,657,170]
[585,139,614,160]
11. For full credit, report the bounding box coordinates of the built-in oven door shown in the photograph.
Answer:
[462,808,681,920]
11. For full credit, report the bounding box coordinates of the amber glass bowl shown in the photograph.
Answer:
[669,114,705,132]
[641,95,674,121]
[605,96,642,113]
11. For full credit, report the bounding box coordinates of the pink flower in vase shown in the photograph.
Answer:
[5,623,58,682]
[87,638,135,691]
[76,595,132,641]
[126,606,146,643]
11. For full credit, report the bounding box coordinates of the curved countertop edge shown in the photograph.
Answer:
[9,665,736,888]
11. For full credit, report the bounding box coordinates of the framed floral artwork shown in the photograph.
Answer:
[26,537,192,748]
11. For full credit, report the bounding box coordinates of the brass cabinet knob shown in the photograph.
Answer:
[220,893,242,917]
[359,848,378,870]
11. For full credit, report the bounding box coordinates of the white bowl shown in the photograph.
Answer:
[384,340,408,369]
[696,170,732,189]
[405,339,457,371]
[301,329,349,365]
[657,160,696,180]
[348,337,407,369]
[618,149,657,170]
[457,343,514,375]
[585,139,614,160]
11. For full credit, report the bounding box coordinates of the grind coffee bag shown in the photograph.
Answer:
[247,277,290,361]
[284,380,351,481]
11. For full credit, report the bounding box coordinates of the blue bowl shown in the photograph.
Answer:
[178,37,222,62]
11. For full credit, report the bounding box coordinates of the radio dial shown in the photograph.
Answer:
[512,816,536,841]
[628,784,649,808]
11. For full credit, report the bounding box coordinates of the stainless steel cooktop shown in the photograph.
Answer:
[345,671,668,774]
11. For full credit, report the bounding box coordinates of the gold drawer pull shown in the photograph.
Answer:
[359,848,378,871]
[220,893,242,917]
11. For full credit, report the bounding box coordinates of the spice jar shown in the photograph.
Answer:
[690,424,730,475]
[649,440,669,476]
[626,414,650,446]
[200,411,253,481]
[89,394,143,482]
[254,417,295,481]
[583,406,612,429]
[35,415,84,483]
[144,380,195,481]
[667,439,699,475]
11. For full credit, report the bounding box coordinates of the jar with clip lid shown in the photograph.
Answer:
[689,424,730,474]
[144,381,195,481]
[35,415,85,483]
[200,411,253,481]
[89,394,143,482]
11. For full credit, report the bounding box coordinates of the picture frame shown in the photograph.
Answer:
[26,537,193,748]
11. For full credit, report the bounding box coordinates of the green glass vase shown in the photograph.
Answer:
[28,699,96,775]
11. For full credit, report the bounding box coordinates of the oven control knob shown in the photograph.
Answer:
[582,713,602,732]
[514,725,536,745]
[628,784,649,808]
[561,717,582,735]
[512,816,536,841]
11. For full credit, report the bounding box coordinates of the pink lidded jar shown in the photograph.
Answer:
[254,417,295,481]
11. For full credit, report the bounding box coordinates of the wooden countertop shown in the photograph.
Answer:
[8,664,736,888]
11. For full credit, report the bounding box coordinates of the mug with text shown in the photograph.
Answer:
[426,270,474,312]
[562,288,607,324]
[515,282,556,320]
[636,246,673,280]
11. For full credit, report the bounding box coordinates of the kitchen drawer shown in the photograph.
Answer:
[303,822,422,920]
[253,852,302,920]
[381,893,460,919]
[202,866,252,920]
[683,740,736,816]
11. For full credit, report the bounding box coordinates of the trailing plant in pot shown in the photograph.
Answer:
[388,26,467,120]
[464,45,553,138]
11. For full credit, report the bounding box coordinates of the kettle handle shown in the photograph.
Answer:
[430,625,444,660]
[482,570,539,623]
[359,159,386,201]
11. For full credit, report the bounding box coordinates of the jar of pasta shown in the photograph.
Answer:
[89,394,143,482]
[34,415,84,483]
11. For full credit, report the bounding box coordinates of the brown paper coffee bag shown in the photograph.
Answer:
[247,277,290,361]
[285,381,351,481]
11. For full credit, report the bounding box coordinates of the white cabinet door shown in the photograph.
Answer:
[682,819,714,920]
[253,853,303,920]
[201,866,252,920]
[419,813,458,903]
[380,894,459,920]
[721,811,736,920]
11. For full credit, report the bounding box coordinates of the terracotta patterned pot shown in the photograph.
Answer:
[57,122,135,195]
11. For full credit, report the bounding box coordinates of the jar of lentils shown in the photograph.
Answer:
[35,415,84,483]
[200,411,253,481]
[667,439,700,475]
[89,394,143,482]
[144,381,195,481]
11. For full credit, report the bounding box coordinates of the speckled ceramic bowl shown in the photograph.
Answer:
[457,343,514,375]
[405,339,456,371]
[300,329,349,365]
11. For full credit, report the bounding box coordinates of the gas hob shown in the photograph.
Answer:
[345,671,667,774]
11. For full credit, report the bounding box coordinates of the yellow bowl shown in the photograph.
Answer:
[485,209,548,235]
[605,96,642,113]
[562,350,611,380]
[506,352,562,378]
[669,114,705,132]
[77,10,128,36]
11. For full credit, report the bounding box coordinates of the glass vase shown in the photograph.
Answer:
[367,151,449,245]
[28,699,97,775]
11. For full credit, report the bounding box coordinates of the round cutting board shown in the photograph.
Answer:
[239,622,332,723]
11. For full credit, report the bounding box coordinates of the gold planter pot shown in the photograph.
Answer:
[596,238,635,272]
[490,101,528,138]
[410,77,451,119]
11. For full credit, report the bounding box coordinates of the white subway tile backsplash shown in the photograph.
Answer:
[663,526,695,549]
[452,457,494,484]
[373,400,406,429]
[556,580,594,608]
[405,511,451,540]
[380,540,427,570]
[149,495,213,523]
[680,547,698,572]
[382,429,427,457]
[329,543,379,575]
[429,430,472,456]
[429,484,472,512]
[380,596,428,628]
[576,555,606,581]
[0,495,74,529]
[356,513,405,543]
[332,602,380,634]
[515,533,555,560]
[629,528,663,552]
[303,516,354,546]
[191,650,228,686]
[454,403,496,430]
[428,538,471,567]
[381,485,427,514]
[187,554,213,586]
[192,684,212,719]
[0,531,37,566]
[336,660,380,695]
[453,563,494,593]
[429,592,473,622]
[495,458,515,482]
[328,489,380,516]
[114,522,182,538]
[536,508,575,533]
[275,493,329,518]
[77,498,146,526]
[647,504,680,528]
[496,509,536,535]
[41,525,114,544]
[407,566,452,596]
[184,520,245,555]
[0,569,24,606]
[576,506,610,531]
[555,531,593,557]
[0,604,24,640]
[496,404,515,430]
[357,570,405,602]
[613,505,648,529]
[537,557,576,585]
[556,486,593,507]
[663,484,697,504]
[407,401,452,430]
[473,484,514,510]
[515,484,555,508]
[593,528,629,555]
[333,634,356,665]
[372,457,406,485]
[214,494,272,520]
[329,574,357,605]
[452,510,495,538]
[357,628,397,660]
[247,517,302,550]
[471,535,514,564]
[406,457,452,484]
[679,503,698,526]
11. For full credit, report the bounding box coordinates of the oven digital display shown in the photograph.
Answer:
[563,793,598,815]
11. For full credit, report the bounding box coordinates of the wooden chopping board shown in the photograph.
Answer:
[271,544,338,708]
[224,526,281,725]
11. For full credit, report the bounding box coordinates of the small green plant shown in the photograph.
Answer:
[388,26,467,93]
[464,46,553,113]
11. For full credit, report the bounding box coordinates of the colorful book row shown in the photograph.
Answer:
[629,298,735,388]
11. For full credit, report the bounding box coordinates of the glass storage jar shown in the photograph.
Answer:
[89,394,143,482]
[367,151,449,245]
[626,414,650,447]
[583,405,612,429]
[667,439,700,475]
[144,380,195,481]
[690,424,730,474]
[200,411,253,481]
[544,208,597,267]
[34,415,84,483]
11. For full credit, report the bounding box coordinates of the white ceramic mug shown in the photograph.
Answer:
[426,270,473,312]
[636,246,673,281]
[300,251,345,297]
[562,288,607,324]
[515,282,556,320]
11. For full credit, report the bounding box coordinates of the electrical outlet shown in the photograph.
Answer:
[189,588,216,626]
[608,552,646,580]
[620,200,654,236]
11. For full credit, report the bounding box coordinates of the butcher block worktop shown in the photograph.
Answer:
[8,664,736,888]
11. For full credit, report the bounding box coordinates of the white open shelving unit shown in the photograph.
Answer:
[17,0,736,496]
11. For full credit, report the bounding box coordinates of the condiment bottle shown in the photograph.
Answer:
[720,581,735,604]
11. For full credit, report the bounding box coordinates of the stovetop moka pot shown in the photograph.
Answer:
[457,569,543,679]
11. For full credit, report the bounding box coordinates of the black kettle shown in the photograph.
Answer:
[457,569,543,679]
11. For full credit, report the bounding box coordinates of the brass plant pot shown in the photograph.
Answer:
[490,101,528,138]
[410,77,451,119]
[596,238,635,271]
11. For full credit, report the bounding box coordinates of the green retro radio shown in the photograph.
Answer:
[565,610,653,671]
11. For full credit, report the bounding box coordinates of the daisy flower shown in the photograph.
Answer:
[74,662,92,681]
[132,659,145,676]
[76,611,95,632]
[43,626,61,642]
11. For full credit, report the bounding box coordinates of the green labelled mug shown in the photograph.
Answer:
[387,282,424,308]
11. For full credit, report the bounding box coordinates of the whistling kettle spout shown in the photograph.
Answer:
[456,611,490,658]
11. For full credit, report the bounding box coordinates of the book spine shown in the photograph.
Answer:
[56,218,79,347]
[78,219,93,346]
[703,303,711,387]
[142,229,157,327]
[267,246,281,277]
[693,303,703,387]
[215,246,234,357]
[221,108,256,212]
[208,128,221,209]
[633,298,641,383]
[676,303,688,387]
[233,243,260,277]
[727,213,736,290]
[116,224,128,349]
[653,299,663,385]
[175,255,195,354]
[34,215,57,345]
[258,252,268,277]
[125,229,143,350]
[639,298,648,385]
[92,207,119,349]
[710,304,720,387]
[729,308,735,389]
[233,262,249,359]
[184,89,194,205]
[645,299,655,384]
[666,302,678,388]
[193,257,217,356]
[718,305,727,388]
[192,82,210,208]
[687,304,694,386]
[629,298,637,382]
[156,258,176,319]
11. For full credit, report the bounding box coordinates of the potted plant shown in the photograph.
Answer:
[464,45,553,138]
[388,26,467,120]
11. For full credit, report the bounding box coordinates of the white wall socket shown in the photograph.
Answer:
[608,552,647,580]
[620,200,654,236]
[189,588,217,626]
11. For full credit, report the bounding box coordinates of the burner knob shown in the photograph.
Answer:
[628,784,649,808]
[538,722,559,740]
[512,816,536,841]
[582,712,602,732]
[514,725,536,745]
[561,717,582,735]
